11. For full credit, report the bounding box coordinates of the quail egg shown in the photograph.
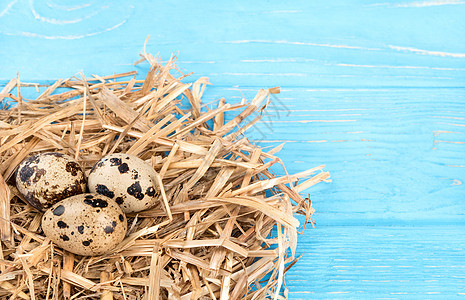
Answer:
[16,152,86,211]
[42,193,127,256]
[88,153,159,213]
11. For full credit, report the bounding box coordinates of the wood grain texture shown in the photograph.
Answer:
[1,0,465,298]
[287,225,465,299]
[0,0,464,86]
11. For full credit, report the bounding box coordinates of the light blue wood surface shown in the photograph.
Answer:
[1,0,465,298]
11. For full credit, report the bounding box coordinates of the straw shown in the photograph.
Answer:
[0,52,329,299]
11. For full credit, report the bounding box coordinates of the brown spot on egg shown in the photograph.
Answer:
[131,170,139,180]
[19,164,35,184]
[30,155,41,163]
[66,183,83,196]
[118,163,129,173]
[77,225,84,234]
[110,157,122,166]
[57,221,68,228]
[146,186,156,197]
[115,197,124,205]
[119,214,124,222]
[104,226,114,234]
[32,168,46,183]
[127,181,144,200]
[96,184,114,198]
[83,197,108,208]
[60,234,70,241]
[82,239,93,246]
[65,161,80,176]
[53,205,65,216]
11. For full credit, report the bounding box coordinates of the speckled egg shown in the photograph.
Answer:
[15,152,86,211]
[42,193,127,256]
[88,153,159,213]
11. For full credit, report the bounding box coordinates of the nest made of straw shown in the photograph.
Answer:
[0,51,330,299]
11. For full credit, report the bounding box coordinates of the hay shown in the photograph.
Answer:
[0,51,330,299]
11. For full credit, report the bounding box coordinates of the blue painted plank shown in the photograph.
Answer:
[2,0,465,298]
[287,225,465,299]
[1,0,465,86]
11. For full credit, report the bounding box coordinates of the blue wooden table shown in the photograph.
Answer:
[1,0,465,298]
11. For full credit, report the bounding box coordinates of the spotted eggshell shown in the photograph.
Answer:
[88,153,159,213]
[16,152,86,211]
[42,193,127,256]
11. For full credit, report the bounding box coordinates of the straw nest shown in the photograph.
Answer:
[0,51,330,299]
